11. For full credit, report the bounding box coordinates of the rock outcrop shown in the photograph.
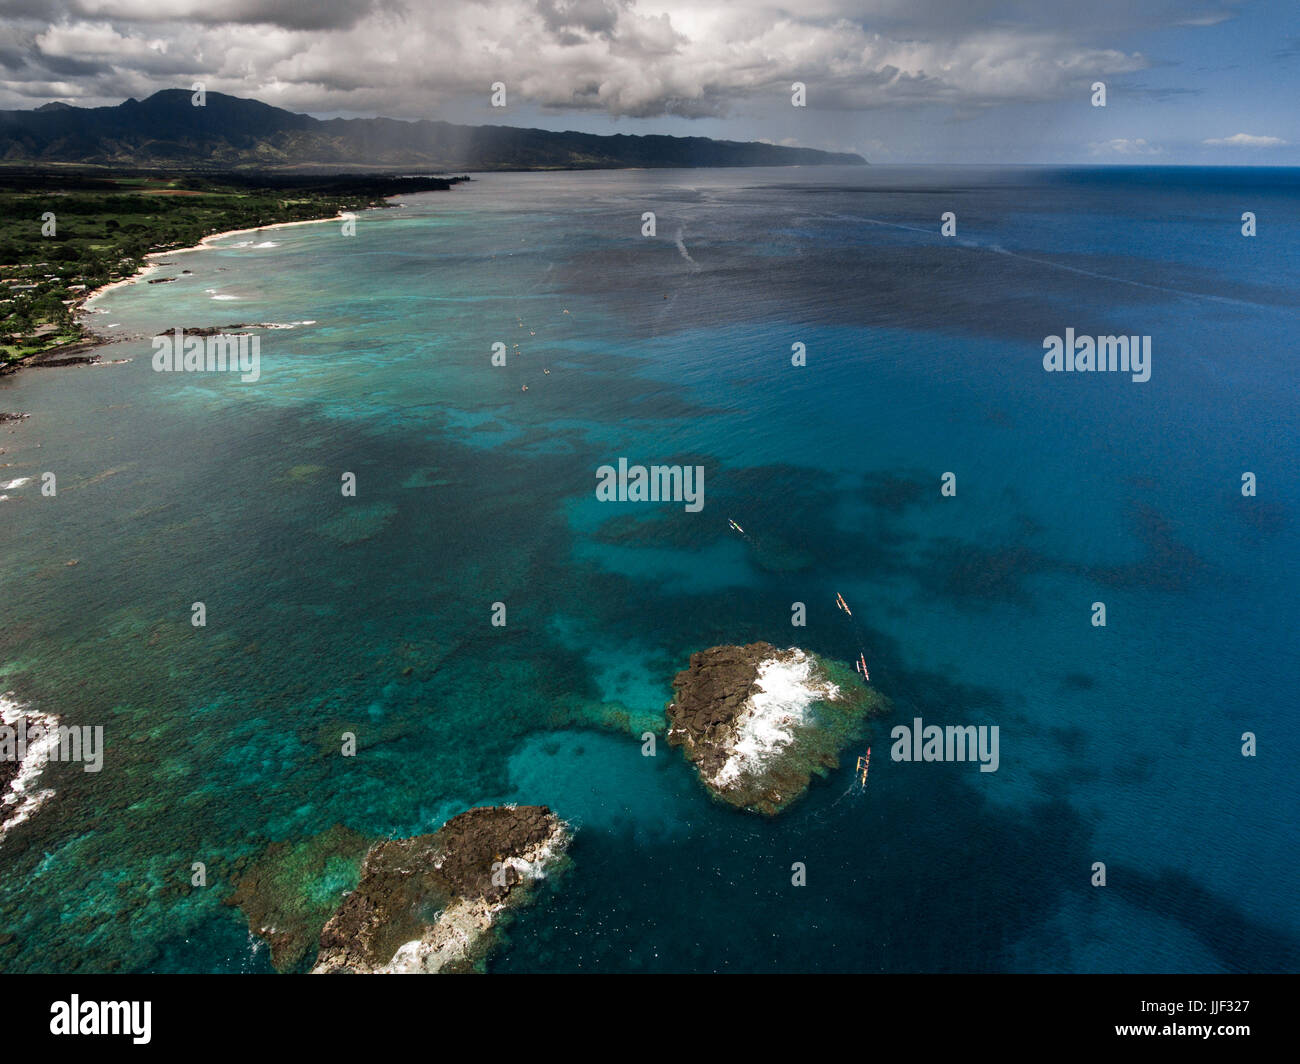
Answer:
[0,694,59,842]
[312,805,568,974]
[666,643,885,815]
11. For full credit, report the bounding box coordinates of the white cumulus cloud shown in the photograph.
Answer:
[1202,132,1287,147]
[1089,137,1162,155]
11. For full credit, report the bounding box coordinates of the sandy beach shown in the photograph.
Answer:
[81,211,353,309]
[157,212,352,258]
[2,200,393,376]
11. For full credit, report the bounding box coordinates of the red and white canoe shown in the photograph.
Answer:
[856,748,871,787]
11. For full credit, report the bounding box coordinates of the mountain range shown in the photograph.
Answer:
[0,90,866,172]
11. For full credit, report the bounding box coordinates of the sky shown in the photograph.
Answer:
[0,0,1297,163]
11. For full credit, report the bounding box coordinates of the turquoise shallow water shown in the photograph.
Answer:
[0,166,1297,973]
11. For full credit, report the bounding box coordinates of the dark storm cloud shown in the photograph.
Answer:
[31,50,104,75]
[0,0,1236,120]
[537,0,620,37]
[19,0,388,32]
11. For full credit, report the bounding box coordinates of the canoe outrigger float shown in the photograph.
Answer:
[835,592,851,616]
[856,748,871,788]
[855,653,870,682]
[728,519,745,535]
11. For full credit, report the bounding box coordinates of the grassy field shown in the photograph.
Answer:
[0,171,465,367]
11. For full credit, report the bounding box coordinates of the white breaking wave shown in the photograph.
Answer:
[369,820,570,975]
[500,829,566,883]
[0,692,59,842]
[674,227,700,270]
[1,478,30,491]
[712,651,839,789]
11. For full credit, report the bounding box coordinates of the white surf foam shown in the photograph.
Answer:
[712,651,840,788]
[367,819,569,974]
[0,692,59,841]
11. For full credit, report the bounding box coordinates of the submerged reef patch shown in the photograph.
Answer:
[228,823,371,972]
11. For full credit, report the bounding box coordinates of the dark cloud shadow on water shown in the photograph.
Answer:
[1109,866,1300,973]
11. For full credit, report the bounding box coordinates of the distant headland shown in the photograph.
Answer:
[0,90,868,172]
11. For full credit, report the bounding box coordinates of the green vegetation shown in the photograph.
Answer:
[0,90,866,175]
[0,170,466,367]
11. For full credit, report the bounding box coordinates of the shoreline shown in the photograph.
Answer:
[0,692,60,845]
[139,212,354,264]
[5,204,386,377]
[82,210,356,309]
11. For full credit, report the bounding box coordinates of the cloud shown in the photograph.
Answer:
[1203,132,1287,147]
[1088,137,1162,155]
[0,0,1168,118]
[36,21,168,61]
[64,0,385,32]
[1176,12,1234,27]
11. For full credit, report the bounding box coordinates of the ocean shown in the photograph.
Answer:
[1,165,1296,973]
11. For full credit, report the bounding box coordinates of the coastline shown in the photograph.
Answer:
[82,210,356,309]
[0,692,60,845]
[4,207,376,377]
[134,212,354,266]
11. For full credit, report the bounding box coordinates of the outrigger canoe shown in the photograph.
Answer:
[856,748,871,787]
